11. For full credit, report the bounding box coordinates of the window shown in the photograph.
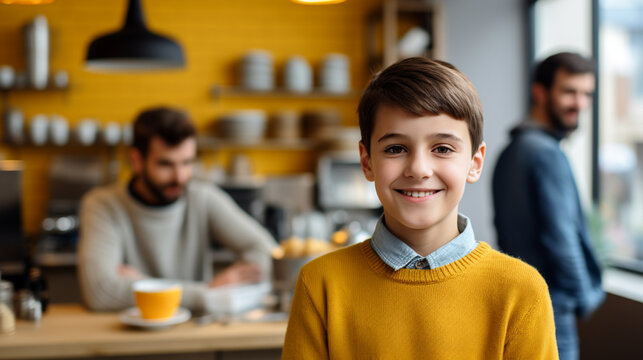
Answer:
[598,0,643,272]
[531,0,643,273]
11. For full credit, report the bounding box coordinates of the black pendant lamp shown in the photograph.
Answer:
[85,0,185,72]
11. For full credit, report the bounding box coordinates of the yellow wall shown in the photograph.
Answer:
[0,0,382,234]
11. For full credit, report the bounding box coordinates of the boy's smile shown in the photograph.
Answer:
[396,188,441,202]
[359,104,485,255]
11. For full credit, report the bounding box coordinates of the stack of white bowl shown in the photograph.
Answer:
[241,50,274,91]
[320,53,350,94]
[218,110,267,143]
[283,56,312,93]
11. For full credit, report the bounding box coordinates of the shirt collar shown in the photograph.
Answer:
[510,119,567,142]
[370,214,478,270]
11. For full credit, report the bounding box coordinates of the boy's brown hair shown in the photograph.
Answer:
[358,57,483,156]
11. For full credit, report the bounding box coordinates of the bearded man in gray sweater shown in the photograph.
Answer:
[77,107,277,311]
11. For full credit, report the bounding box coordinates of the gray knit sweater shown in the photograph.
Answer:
[77,181,277,311]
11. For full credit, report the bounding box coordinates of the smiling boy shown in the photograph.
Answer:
[282,58,558,359]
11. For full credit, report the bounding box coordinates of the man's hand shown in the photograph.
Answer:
[209,262,263,288]
[118,264,143,279]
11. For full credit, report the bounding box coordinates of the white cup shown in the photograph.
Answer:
[49,115,69,146]
[76,118,98,146]
[121,123,133,145]
[30,114,49,146]
[102,122,121,146]
[51,69,69,89]
[0,65,15,90]
[3,109,24,144]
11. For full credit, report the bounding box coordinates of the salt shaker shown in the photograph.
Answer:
[0,280,16,335]
[16,289,41,323]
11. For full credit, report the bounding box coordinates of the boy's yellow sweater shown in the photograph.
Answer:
[282,241,558,359]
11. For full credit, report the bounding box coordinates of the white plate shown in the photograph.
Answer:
[120,307,191,329]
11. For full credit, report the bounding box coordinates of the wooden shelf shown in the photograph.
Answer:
[367,0,444,70]
[197,136,315,151]
[1,85,69,92]
[1,141,125,150]
[210,85,358,100]
[1,82,72,110]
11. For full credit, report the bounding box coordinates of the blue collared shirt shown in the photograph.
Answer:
[370,214,478,270]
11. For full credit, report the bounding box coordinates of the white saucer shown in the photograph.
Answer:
[120,307,191,329]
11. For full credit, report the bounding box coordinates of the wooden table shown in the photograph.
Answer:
[0,304,287,359]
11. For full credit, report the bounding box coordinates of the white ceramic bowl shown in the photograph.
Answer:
[218,110,267,143]
[322,53,350,69]
[242,50,273,65]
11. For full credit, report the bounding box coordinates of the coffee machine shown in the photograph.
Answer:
[316,151,381,244]
[39,155,119,253]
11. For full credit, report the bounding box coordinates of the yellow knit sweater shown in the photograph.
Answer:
[282,241,558,359]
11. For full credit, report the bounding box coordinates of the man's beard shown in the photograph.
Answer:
[546,97,579,133]
[141,170,185,205]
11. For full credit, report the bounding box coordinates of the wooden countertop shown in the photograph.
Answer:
[0,304,287,359]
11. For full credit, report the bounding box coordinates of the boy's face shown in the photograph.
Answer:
[359,104,485,243]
